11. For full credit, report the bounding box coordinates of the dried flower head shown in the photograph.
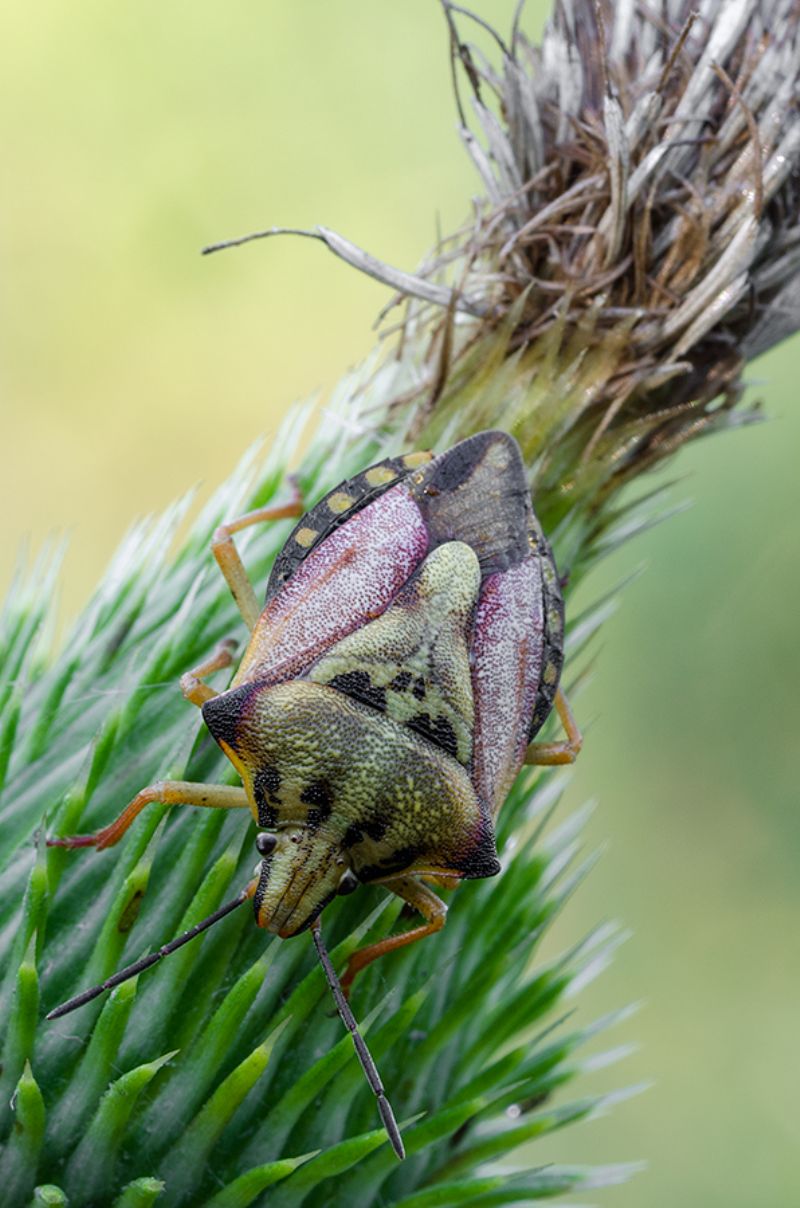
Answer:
[453,0,800,342]
[414,0,800,514]
[223,1,799,536]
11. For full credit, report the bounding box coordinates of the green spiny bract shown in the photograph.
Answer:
[2,1,799,1204]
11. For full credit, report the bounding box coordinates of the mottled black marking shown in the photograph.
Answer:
[202,686,250,751]
[253,768,282,827]
[407,713,459,760]
[300,779,334,828]
[358,846,420,883]
[389,671,412,693]
[329,670,386,712]
[412,677,427,701]
[385,845,420,868]
[459,837,502,880]
[362,810,389,842]
[252,861,271,922]
[258,802,279,828]
[343,824,364,848]
[259,766,281,795]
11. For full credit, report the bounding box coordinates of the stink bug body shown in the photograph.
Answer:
[47,430,581,1158]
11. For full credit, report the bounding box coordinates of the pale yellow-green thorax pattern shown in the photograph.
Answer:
[308,542,479,765]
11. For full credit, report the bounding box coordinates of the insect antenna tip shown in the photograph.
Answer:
[377,1096,406,1160]
[311,922,405,1160]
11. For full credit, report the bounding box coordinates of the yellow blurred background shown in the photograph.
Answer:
[2,2,798,1204]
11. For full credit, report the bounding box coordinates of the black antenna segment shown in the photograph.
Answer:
[311,921,405,1160]
[46,887,250,1020]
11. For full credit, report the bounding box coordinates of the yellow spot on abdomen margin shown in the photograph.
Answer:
[295,527,318,548]
[402,450,433,469]
[365,466,398,487]
[327,492,354,514]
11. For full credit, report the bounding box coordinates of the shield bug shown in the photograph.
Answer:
[47,429,581,1159]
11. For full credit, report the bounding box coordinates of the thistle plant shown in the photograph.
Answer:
[2,2,799,1205]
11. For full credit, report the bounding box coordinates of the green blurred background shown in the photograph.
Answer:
[2,2,798,1204]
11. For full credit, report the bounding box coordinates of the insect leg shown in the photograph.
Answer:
[341,876,447,997]
[180,638,238,706]
[212,481,304,631]
[47,780,249,850]
[524,687,583,766]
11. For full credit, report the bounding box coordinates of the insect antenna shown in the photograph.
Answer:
[46,886,251,1020]
[311,920,405,1161]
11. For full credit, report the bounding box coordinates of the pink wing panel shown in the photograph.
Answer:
[470,556,545,817]
[234,486,429,689]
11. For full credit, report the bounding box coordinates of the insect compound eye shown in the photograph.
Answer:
[255,832,277,857]
[337,868,359,896]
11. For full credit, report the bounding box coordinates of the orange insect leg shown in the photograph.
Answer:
[212,481,304,630]
[179,638,239,705]
[341,876,447,998]
[524,687,583,767]
[47,780,249,851]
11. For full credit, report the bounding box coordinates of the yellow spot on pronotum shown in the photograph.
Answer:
[543,662,558,686]
[402,451,433,469]
[327,492,354,514]
[365,466,398,487]
[295,527,318,548]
